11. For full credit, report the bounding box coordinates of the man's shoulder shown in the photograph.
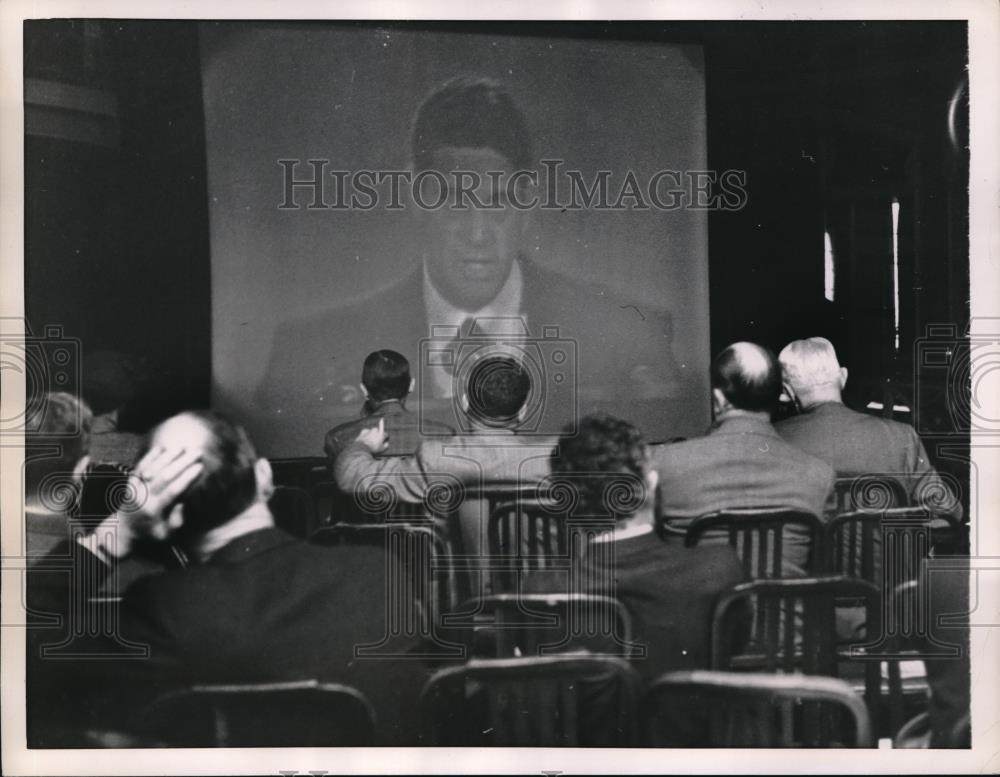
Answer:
[324,416,368,456]
[326,415,367,438]
[126,533,385,598]
[648,435,712,469]
[521,261,671,330]
[274,267,424,339]
[778,437,835,482]
[652,424,833,480]
[779,403,919,448]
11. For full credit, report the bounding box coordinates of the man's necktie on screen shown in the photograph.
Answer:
[441,317,476,376]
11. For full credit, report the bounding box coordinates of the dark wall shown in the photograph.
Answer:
[702,22,968,373]
[25,20,211,430]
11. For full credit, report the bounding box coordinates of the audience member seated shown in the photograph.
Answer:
[324,349,455,461]
[336,355,557,559]
[81,349,146,467]
[776,336,962,521]
[24,392,93,559]
[27,410,427,746]
[651,342,835,576]
[535,413,747,675]
[923,556,971,748]
[527,413,748,745]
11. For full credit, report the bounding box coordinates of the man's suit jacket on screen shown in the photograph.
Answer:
[775,401,962,520]
[257,259,687,423]
[26,526,428,745]
[650,415,835,576]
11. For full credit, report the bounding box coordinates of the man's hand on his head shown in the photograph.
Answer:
[355,418,389,455]
[89,447,204,560]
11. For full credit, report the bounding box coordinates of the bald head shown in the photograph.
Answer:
[710,342,782,414]
[145,410,262,536]
[778,337,847,408]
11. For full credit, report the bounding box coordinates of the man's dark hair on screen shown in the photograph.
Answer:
[465,356,531,427]
[550,413,647,519]
[143,410,259,535]
[710,343,782,413]
[361,349,411,410]
[25,392,93,491]
[411,75,533,171]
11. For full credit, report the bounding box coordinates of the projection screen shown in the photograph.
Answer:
[201,23,711,457]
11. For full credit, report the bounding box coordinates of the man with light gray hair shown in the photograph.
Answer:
[775,336,961,520]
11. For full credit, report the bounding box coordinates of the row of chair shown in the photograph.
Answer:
[306,501,963,624]
[133,664,877,748]
[454,577,943,739]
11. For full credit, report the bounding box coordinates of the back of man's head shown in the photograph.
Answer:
[465,356,531,428]
[778,337,843,399]
[361,350,411,403]
[411,75,533,171]
[144,410,259,537]
[25,392,93,499]
[710,342,782,413]
[550,413,648,520]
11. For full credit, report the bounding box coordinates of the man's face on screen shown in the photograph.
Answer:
[419,146,526,311]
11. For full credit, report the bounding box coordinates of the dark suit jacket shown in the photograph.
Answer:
[26,526,429,745]
[324,399,455,460]
[533,532,746,679]
[775,401,962,520]
[650,415,836,576]
[922,557,970,748]
[255,259,699,455]
[526,530,748,746]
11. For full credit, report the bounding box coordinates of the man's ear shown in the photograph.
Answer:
[711,387,728,416]
[72,454,91,483]
[839,366,848,390]
[514,181,537,240]
[408,377,415,396]
[643,467,659,494]
[254,458,274,501]
[359,383,370,400]
[781,381,798,407]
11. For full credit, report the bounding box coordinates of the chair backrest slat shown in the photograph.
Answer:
[711,576,883,735]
